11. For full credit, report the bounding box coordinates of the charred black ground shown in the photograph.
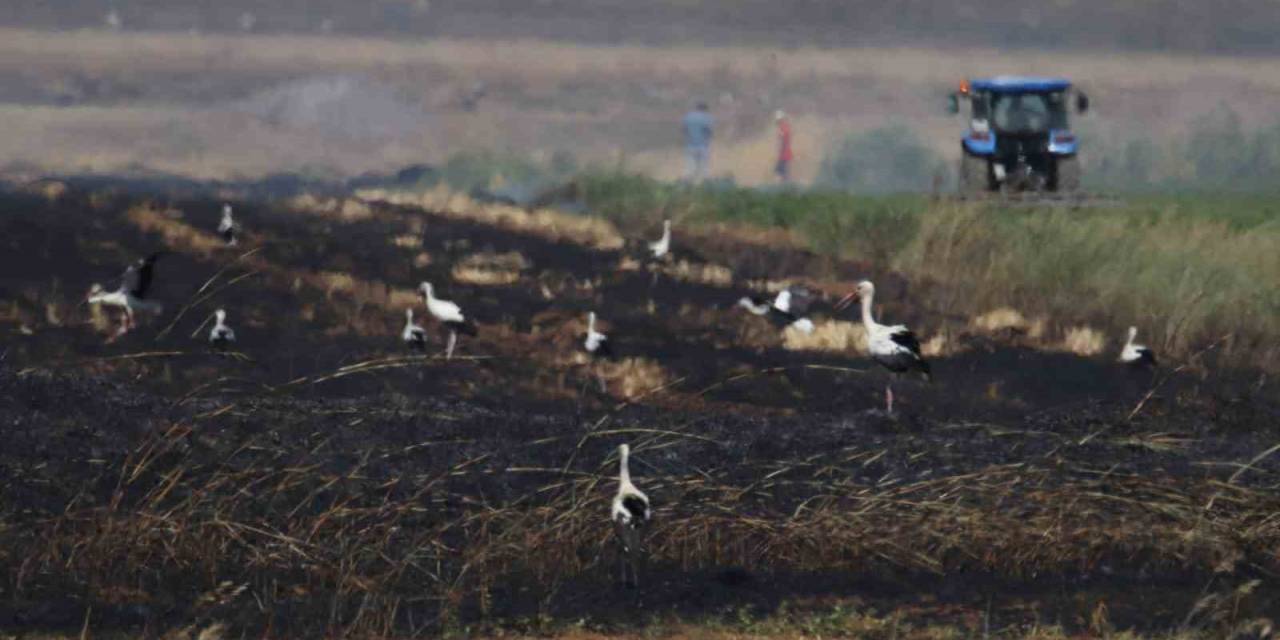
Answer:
[0,182,1277,637]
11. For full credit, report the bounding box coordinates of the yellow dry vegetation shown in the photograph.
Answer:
[1060,325,1107,357]
[360,186,625,250]
[390,234,420,249]
[920,332,952,357]
[126,204,227,256]
[602,358,670,399]
[451,251,531,286]
[782,320,866,353]
[969,307,1046,339]
[287,194,374,222]
[657,259,734,287]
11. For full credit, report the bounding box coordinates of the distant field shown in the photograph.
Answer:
[3,28,1280,185]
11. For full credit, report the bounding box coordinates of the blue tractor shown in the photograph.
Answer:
[948,76,1090,194]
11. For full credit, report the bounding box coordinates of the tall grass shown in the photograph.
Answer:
[577,173,1280,370]
[896,201,1280,360]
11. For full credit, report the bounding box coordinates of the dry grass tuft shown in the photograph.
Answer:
[782,320,866,353]
[920,331,952,357]
[287,194,375,222]
[970,307,1046,339]
[316,271,357,299]
[1060,325,1107,356]
[659,259,734,287]
[390,234,421,249]
[616,255,642,272]
[602,357,670,399]
[451,251,531,286]
[126,204,226,256]
[387,288,421,310]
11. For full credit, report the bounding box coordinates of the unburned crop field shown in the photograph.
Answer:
[0,183,1278,638]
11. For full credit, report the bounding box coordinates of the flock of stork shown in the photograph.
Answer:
[81,202,1159,588]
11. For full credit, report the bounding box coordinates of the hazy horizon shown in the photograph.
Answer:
[3,3,1280,190]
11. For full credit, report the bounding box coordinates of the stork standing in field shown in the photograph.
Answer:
[86,252,166,340]
[737,284,817,334]
[582,311,613,392]
[1119,326,1156,368]
[639,219,674,289]
[402,308,427,351]
[648,219,672,260]
[418,282,478,360]
[583,311,613,358]
[217,204,238,246]
[611,443,651,588]
[835,280,930,414]
[208,309,236,349]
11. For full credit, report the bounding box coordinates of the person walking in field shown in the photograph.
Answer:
[774,110,794,183]
[682,102,714,182]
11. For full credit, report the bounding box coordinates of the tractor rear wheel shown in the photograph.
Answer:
[959,155,989,195]
[1055,156,1081,193]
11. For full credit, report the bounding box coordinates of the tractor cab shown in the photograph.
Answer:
[949,76,1089,193]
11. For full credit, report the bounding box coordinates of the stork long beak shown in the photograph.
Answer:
[833,292,858,311]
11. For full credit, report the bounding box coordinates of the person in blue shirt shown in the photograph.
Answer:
[681,102,714,181]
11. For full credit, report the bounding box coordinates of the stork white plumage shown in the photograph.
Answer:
[648,219,672,260]
[209,309,236,348]
[610,443,651,588]
[86,252,165,340]
[1119,326,1156,368]
[402,308,427,351]
[583,312,612,358]
[835,280,930,414]
[418,282,478,360]
[218,204,238,246]
[736,285,817,334]
[582,311,613,392]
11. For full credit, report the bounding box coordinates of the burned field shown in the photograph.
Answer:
[1,184,1278,637]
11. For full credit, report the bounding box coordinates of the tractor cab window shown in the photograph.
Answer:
[971,92,991,121]
[992,92,1068,133]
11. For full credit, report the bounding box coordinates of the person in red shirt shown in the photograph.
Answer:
[774,110,794,183]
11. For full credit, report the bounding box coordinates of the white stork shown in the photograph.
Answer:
[582,311,614,392]
[648,219,672,260]
[86,252,165,340]
[402,308,427,351]
[611,443,651,588]
[835,280,930,414]
[583,311,613,358]
[218,204,238,246]
[418,282,478,360]
[1119,326,1156,368]
[737,285,817,334]
[209,309,236,348]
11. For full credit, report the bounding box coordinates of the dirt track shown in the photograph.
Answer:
[1,183,1278,636]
